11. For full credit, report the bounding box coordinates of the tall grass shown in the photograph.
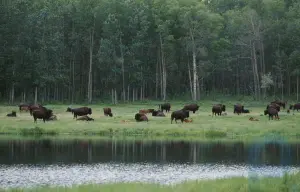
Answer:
[0,101,299,140]
[4,172,300,192]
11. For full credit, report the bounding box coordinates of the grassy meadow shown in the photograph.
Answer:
[4,172,300,192]
[0,100,299,140]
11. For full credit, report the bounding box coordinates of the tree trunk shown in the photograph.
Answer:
[297,75,299,102]
[119,37,125,102]
[155,52,159,99]
[10,84,15,104]
[127,85,130,101]
[251,41,260,100]
[187,55,193,99]
[112,89,114,104]
[159,33,166,101]
[132,88,135,102]
[114,89,117,104]
[190,28,197,101]
[87,23,95,104]
[34,86,38,105]
[23,90,26,103]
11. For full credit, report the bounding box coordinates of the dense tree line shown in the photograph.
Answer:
[1,0,300,104]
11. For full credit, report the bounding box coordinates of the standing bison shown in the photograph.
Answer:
[103,108,113,117]
[66,107,92,119]
[264,107,279,120]
[289,103,300,112]
[271,100,286,109]
[18,103,30,113]
[171,109,189,124]
[233,104,244,115]
[183,104,199,114]
[266,103,280,112]
[135,113,148,122]
[29,104,44,116]
[212,104,226,116]
[159,103,171,113]
[32,107,53,123]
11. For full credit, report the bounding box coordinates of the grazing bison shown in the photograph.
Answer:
[32,107,53,123]
[233,104,244,115]
[29,104,43,116]
[76,115,94,121]
[7,111,17,117]
[212,104,226,116]
[159,103,171,113]
[266,103,280,112]
[103,108,113,117]
[135,113,148,122]
[264,107,279,120]
[271,100,286,109]
[152,110,165,117]
[171,109,189,124]
[66,107,92,119]
[289,103,300,112]
[19,103,30,112]
[183,104,199,114]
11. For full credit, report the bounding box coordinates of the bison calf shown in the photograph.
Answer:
[135,113,148,122]
[103,108,113,117]
[7,111,17,117]
[171,109,189,124]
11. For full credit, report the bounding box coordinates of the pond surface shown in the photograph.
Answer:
[0,138,300,189]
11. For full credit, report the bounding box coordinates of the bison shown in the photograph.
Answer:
[183,104,199,114]
[29,104,44,116]
[152,110,165,117]
[18,103,30,113]
[139,109,155,114]
[76,115,94,121]
[289,103,300,112]
[66,107,92,119]
[271,100,286,109]
[32,107,53,123]
[212,104,226,116]
[159,103,171,113]
[103,108,113,117]
[135,113,148,122]
[266,103,280,112]
[7,111,17,117]
[171,109,189,124]
[47,115,57,121]
[264,107,279,120]
[233,104,244,115]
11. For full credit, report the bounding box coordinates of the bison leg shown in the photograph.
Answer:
[193,111,195,114]
[34,117,37,123]
[43,118,46,123]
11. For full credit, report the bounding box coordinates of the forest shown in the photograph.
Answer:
[1,0,300,104]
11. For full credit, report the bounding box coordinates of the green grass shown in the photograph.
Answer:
[0,100,299,141]
[4,172,300,192]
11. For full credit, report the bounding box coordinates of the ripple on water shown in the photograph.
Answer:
[0,163,299,189]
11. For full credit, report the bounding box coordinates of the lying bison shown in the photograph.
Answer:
[135,113,148,122]
[159,103,171,113]
[32,107,53,123]
[7,111,17,117]
[271,100,286,109]
[76,115,94,121]
[171,109,189,124]
[289,103,300,112]
[103,108,113,117]
[183,104,199,114]
[264,107,279,120]
[152,110,165,117]
[242,109,250,113]
[212,104,226,116]
[66,107,92,119]
[233,104,244,115]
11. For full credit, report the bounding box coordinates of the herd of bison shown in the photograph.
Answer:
[4,100,300,123]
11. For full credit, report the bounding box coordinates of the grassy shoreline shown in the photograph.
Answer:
[0,102,299,141]
[3,172,300,192]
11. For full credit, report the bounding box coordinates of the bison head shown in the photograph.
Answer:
[88,108,92,115]
[66,107,72,112]
[264,109,268,115]
[221,105,226,112]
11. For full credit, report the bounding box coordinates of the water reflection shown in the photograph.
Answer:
[0,139,299,166]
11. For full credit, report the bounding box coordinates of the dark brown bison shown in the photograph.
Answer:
[233,104,244,115]
[171,109,189,124]
[242,109,250,113]
[66,107,92,119]
[289,103,300,112]
[29,104,44,116]
[264,108,279,120]
[19,103,30,112]
[152,110,165,117]
[32,107,53,123]
[212,104,226,116]
[271,100,286,109]
[266,103,280,112]
[7,111,17,117]
[159,103,171,113]
[103,108,113,117]
[135,113,148,122]
[76,115,94,121]
[183,104,199,114]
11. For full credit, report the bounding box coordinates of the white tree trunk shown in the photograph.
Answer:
[114,89,117,104]
[112,89,114,104]
[34,86,38,105]
[192,48,197,101]
[87,26,94,104]
[159,33,166,101]
[120,37,125,102]
[297,76,299,102]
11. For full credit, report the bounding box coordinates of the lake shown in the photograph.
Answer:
[0,138,300,189]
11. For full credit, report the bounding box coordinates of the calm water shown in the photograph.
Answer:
[0,138,300,189]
